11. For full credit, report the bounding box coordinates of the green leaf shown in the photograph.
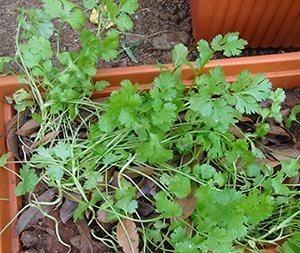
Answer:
[172,43,188,69]
[46,164,64,181]
[73,200,90,221]
[269,88,286,121]
[83,172,103,190]
[281,234,300,253]
[95,80,110,91]
[52,142,71,160]
[168,175,191,199]
[83,0,96,9]
[120,0,139,14]
[196,39,213,70]
[199,164,216,179]
[0,57,12,73]
[115,180,138,214]
[211,32,247,57]
[20,36,52,68]
[285,105,300,128]
[137,133,173,163]
[16,166,38,196]
[281,159,300,177]
[155,191,182,218]
[106,0,118,20]
[0,153,11,167]
[43,0,86,30]
[271,174,290,195]
[115,13,133,31]
[98,30,119,61]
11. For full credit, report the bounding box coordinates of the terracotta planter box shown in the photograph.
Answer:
[189,0,300,48]
[1,52,300,252]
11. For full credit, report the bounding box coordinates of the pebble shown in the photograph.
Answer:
[152,32,190,50]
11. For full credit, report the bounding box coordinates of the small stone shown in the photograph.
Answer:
[152,32,190,50]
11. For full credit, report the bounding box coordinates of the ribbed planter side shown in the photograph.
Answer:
[190,0,300,48]
[1,52,300,252]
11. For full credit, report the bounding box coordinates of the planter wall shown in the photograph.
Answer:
[1,52,300,252]
[189,0,300,48]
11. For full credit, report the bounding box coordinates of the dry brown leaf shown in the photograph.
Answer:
[281,108,290,118]
[265,159,281,168]
[60,199,78,224]
[270,148,300,161]
[229,126,244,139]
[6,110,27,131]
[116,219,139,253]
[30,131,60,150]
[176,194,196,220]
[240,117,254,123]
[124,166,154,179]
[16,188,57,234]
[97,210,111,224]
[137,178,156,198]
[6,130,20,160]
[16,119,40,136]
[137,201,155,218]
[268,126,290,137]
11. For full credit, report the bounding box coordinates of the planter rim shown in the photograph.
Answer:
[189,0,300,48]
[1,52,300,252]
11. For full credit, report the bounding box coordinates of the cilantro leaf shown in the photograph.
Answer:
[98,30,119,61]
[285,105,300,128]
[43,0,86,30]
[115,13,133,31]
[137,133,173,163]
[20,36,52,68]
[83,172,103,190]
[95,80,110,91]
[172,43,188,69]
[0,153,11,167]
[16,166,38,196]
[155,191,182,218]
[211,32,247,57]
[196,39,214,70]
[281,159,300,177]
[120,0,139,14]
[115,180,138,214]
[168,175,191,199]
[46,164,64,181]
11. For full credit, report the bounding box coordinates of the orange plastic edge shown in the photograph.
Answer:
[1,52,300,253]
[189,0,300,48]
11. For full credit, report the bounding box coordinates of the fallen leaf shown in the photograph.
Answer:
[16,119,40,136]
[137,178,156,198]
[70,235,110,253]
[137,201,155,217]
[6,110,27,131]
[124,166,154,179]
[70,235,91,253]
[270,148,300,161]
[176,194,196,220]
[60,199,78,224]
[30,131,60,150]
[116,219,139,253]
[6,130,20,160]
[75,221,93,253]
[16,188,57,234]
[268,126,290,137]
[97,210,111,224]
[229,126,244,139]
[89,8,99,25]
[240,117,254,123]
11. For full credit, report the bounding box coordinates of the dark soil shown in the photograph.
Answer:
[1,0,299,67]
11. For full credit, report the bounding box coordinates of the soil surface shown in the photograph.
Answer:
[1,0,299,67]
